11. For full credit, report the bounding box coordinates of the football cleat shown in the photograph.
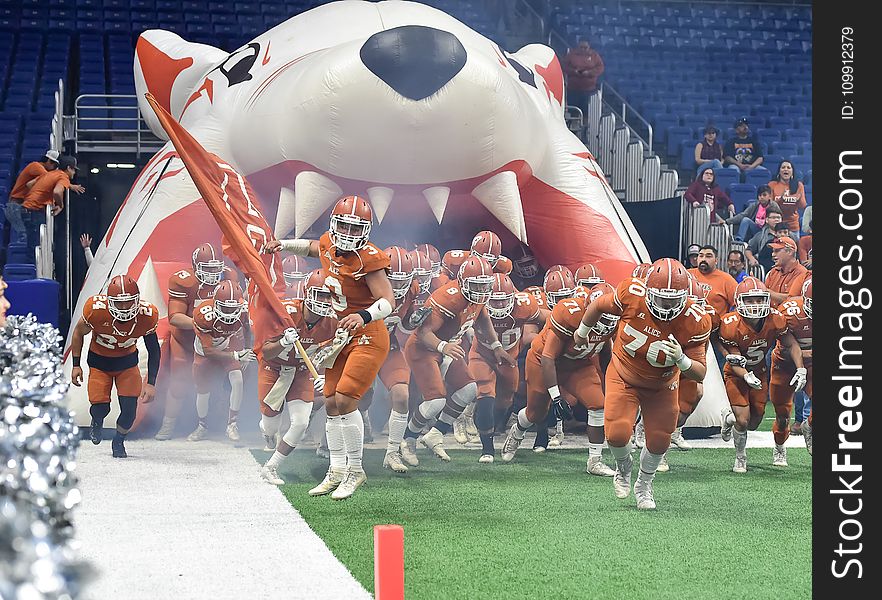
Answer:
[633,420,645,449]
[548,420,564,447]
[187,423,207,442]
[308,468,346,496]
[226,421,240,442]
[331,469,367,500]
[803,421,812,456]
[656,454,670,472]
[399,438,419,466]
[111,434,127,458]
[478,454,494,464]
[154,416,176,441]
[453,415,469,445]
[383,451,408,473]
[261,465,284,485]
[613,455,633,499]
[532,445,546,454]
[90,420,103,445]
[420,428,451,461]
[465,413,479,442]
[720,408,734,442]
[634,479,656,510]
[733,455,747,473]
[501,424,524,462]
[772,445,788,467]
[670,427,691,450]
[586,456,616,477]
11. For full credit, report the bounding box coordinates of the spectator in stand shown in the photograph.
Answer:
[688,245,738,317]
[21,156,85,262]
[764,235,808,305]
[723,117,764,182]
[562,40,604,109]
[686,243,701,268]
[684,167,734,224]
[726,184,780,243]
[768,160,806,237]
[80,233,94,267]
[726,249,748,283]
[801,205,812,235]
[744,206,786,274]
[798,220,812,268]
[4,150,60,245]
[694,125,724,176]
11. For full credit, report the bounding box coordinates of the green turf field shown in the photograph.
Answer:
[254,446,812,600]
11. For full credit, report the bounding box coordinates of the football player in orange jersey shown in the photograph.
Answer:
[400,256,513,465]
[769,276,811,460]
[155,243,225,440]
[468,274,542,462]
[266,195,394,500]
[281,254,314,300]
[574,258,712,509]
[502,283,618,476]
[440,231,514,283]
[510,244,543,289]
[718,277,806,472]
[376,246,420,473]
[574,263,605,290]
[628,261,654,449]
[185,280,253,443]
[414,242,444,291]
[258,270,339,485]
[70,275,161,458]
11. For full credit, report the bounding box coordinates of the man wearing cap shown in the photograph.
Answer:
[724,117,764,181]
[4,150,61,246]
[21,155,85,262]
[744,207,793,275]
[686,244,701,269]
[694,125,723,175]
[765,235,807,305]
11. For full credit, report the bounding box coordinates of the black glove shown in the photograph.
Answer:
[551,394,573,421]
[407,305,432,329]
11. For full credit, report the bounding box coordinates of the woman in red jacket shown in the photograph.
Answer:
[685,167,734,224]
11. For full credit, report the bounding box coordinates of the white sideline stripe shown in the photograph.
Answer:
[74,439,372,600]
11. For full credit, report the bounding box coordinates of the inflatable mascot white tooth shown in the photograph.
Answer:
[72,0,725,430]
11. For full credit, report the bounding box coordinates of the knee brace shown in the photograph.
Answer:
[117,396,138,431]
[474,396,495,432]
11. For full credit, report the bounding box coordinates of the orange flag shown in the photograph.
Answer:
[143,92,293,348]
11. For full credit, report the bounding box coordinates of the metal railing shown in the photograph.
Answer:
[72,94,164,157]
[35,79,64,281]
[600,81,653,153]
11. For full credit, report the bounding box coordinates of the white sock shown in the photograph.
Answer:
[282,401,312,449]
[609,443,632,467]
[339,409,365,472]
[266,451,285,469]
[515,408,532,437]
[588,443,603,458]
[326,415,346,471]
[734,428,748,457]
[196,393,210,420]
[228,370,243,412]
[386,410,409,454]
[261,413,282,440]
[637,447,663,484]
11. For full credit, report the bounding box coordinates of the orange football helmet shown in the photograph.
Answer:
[632,262,652,281]
[213,279,244,324]
[386,246,415,299]
[192,243,224,286]
[686,272,711,307]
[281,255,309,286]
[487,273,517,319]
[458,256,494,304]
[470,230,502,267]
[586,282,620,336]
[106,274,140,321]
[735,276,771,319]
[543,267,576,308]
[410,249,433,294]
[645,258,690,321]
[415,243,442,277]
[304,269,335,318]
[329,195,372,251]
[575,263,604,289]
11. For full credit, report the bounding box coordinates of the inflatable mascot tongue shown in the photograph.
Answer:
[66,0,650,424]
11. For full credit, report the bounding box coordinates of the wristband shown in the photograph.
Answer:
[437,341,448,354]
[489,340,503,350]
[547,385,561,399]
[72,356,80,368]
[279,239,312,256]
[357,309,373,324]
[576,322,592,338]
[366,297,393,322]
[676,354,693,372]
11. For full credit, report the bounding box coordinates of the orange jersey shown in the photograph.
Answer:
[595,277,712,388]
[688,268,737,318]
[476,291,541,359]
[773,297,812,367]
[83,295,159,358]
[318,231,390,317]
[704,303,721,332]
[426,281,486,343]
[262,299,338,367]
[167,269,216,317]
[531,296,613,368]
[765,262,808,298]
[443,250,513,278]
[523,286,549,311]
[285,279,306,300]
[718,309,789,370]
[385,280,420,335]
[192,303,245,356]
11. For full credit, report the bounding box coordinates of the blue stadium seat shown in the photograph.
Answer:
[3,263,37,281]
[680,140,698,171]
[666,126,692,157]
[756,128,781,145]
[784,128,810,143]
[652,114,680,143]
[744,167,772,187]
[789,158,812,181]
[6,244,30,265]
[728,183,757,212]
[804,184,812,205]
[799,141,811,156]
[713,168,738,191]
[771,141,797,157]
[768,116,795,130]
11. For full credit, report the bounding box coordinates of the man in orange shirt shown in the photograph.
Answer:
[688,245,737,374]
[764,236,808,305]
[21,156,86,261]
[4,150,60,245]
